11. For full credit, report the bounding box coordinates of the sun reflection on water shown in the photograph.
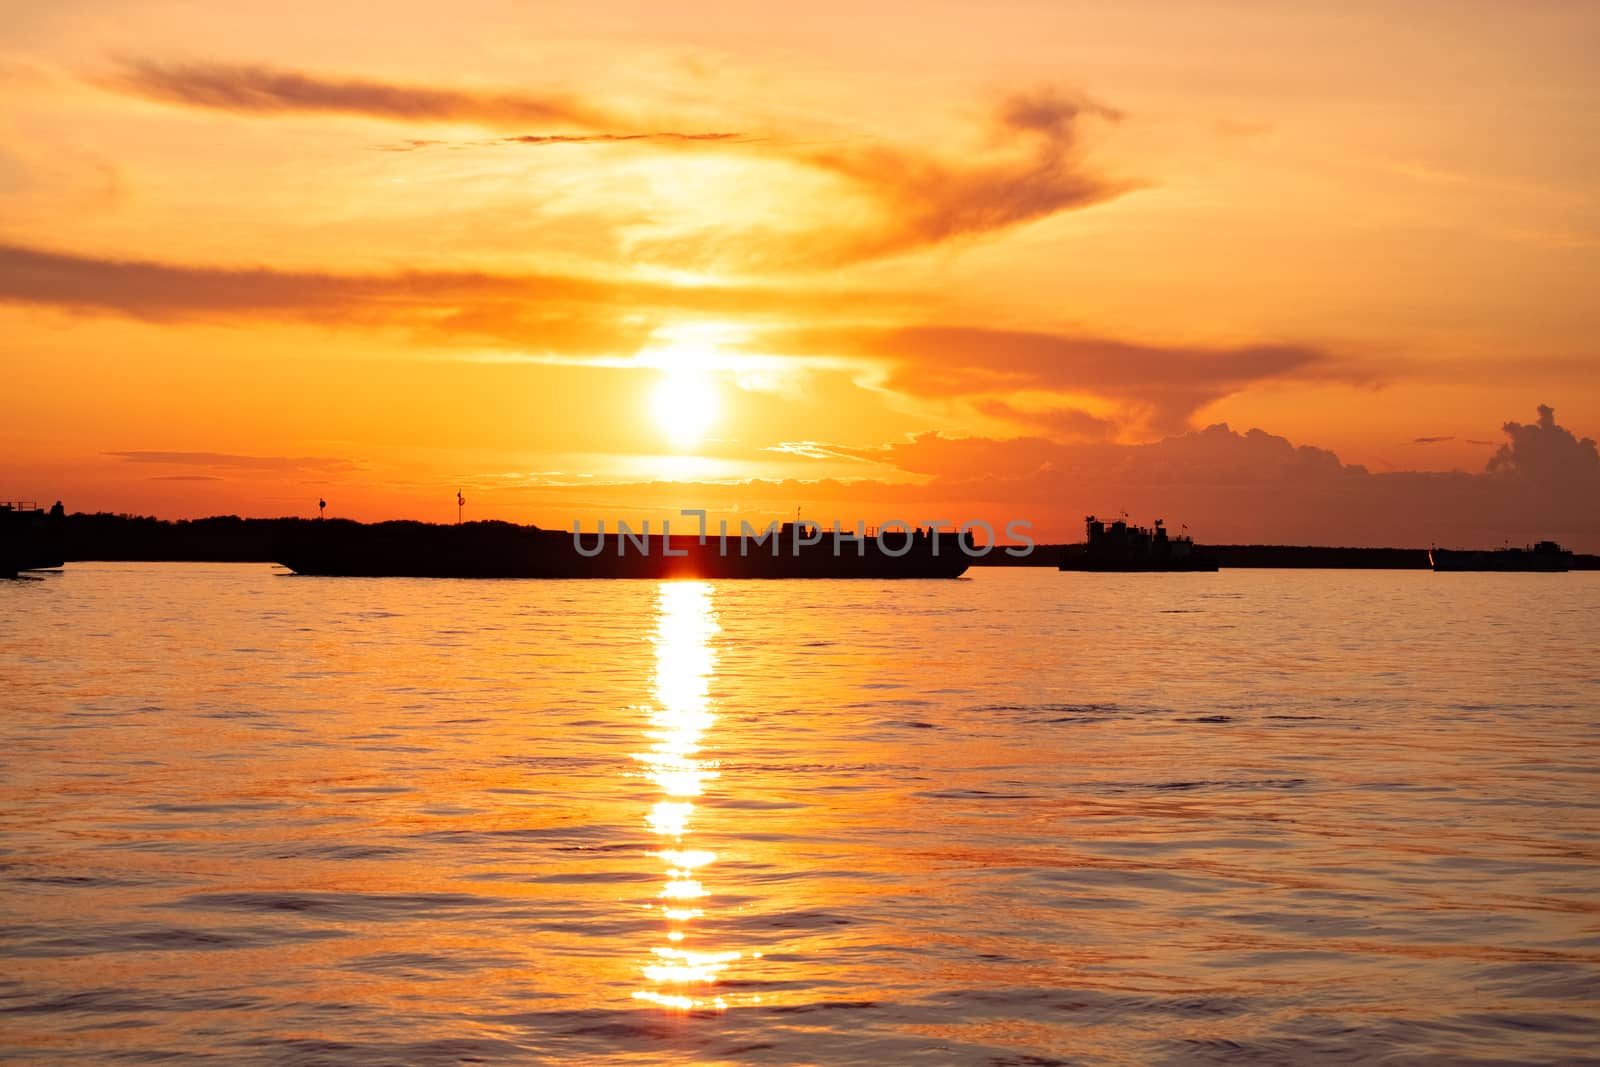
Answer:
[631,581,742,1011]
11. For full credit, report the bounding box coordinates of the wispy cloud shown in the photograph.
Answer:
[1,240,1370,428]
[763,441,878,462]
[103,59,612,129]
[0,241,898,356]
[639,87,1134,266]
[109,451,362,473]
[369,138,451,152]
[99,61,1132,263]
[372,132,749,152]
[501,132,743,145]
[764,324,1361,433]
[805,88,1132,259]
[102,59,751,150]
[973,399,1117,441]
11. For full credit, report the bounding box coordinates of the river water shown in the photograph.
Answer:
[2,564,1597,1064]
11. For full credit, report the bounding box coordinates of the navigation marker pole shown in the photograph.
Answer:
[457,490,465,525]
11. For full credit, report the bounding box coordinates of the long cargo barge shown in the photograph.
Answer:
[276,520,971,579]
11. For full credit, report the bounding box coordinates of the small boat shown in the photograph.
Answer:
[1429,541,1571,572]
[1058,516,1218,572]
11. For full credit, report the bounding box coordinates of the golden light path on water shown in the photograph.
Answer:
[632,581,750,1011]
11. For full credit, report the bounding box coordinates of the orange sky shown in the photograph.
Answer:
[2,1,1597,547]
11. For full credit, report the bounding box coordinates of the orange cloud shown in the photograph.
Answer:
[541,407,1598,550]
[96,62,1135,265]
[764,324,1360,433]
[972,399,1117,442]
[103,59,614,129]
[1,240,1375,433]
[630,88,1133,267]
[0,241,898,356]
[107,451,362,473]
[803,88,1132,260]
[373,133,748,152]
[1488,404,1600,489]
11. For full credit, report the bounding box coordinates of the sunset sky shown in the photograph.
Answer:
[3,0,1597,547]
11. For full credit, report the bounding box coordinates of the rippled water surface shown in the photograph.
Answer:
[3,564,1598,1064]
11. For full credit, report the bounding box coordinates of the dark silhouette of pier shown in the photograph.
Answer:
[1,501,65,577]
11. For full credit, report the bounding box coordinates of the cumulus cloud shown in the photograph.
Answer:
[1487,404,1600,486]
[750,407,1600,550]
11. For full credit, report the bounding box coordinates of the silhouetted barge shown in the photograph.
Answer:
[276,520,971,579]
[1429,541,1571,572]
[2,501,65,578]
[1058,515,1218,572]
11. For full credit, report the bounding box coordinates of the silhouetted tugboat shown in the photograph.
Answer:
[276,520,971,579]
[1429,541,1571,572]
[1,501,65,578]
[1058,515,1219,572]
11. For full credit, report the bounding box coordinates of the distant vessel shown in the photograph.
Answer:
[1058,515,1219,572]
[1,501,65,578]
[1429,541,1571,572]
[276,520,971,579]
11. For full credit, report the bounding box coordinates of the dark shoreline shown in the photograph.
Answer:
[48,513,1600,570]
[981,543,1600,569]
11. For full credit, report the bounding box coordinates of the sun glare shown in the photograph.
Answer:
[650,371,720,448]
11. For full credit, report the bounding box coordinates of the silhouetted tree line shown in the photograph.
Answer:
[969,542,1597,569]
[59,513,1596,568]
[62,514,546,563]
[63,513,304,561]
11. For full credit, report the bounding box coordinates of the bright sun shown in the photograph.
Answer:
[650,371,720,447]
